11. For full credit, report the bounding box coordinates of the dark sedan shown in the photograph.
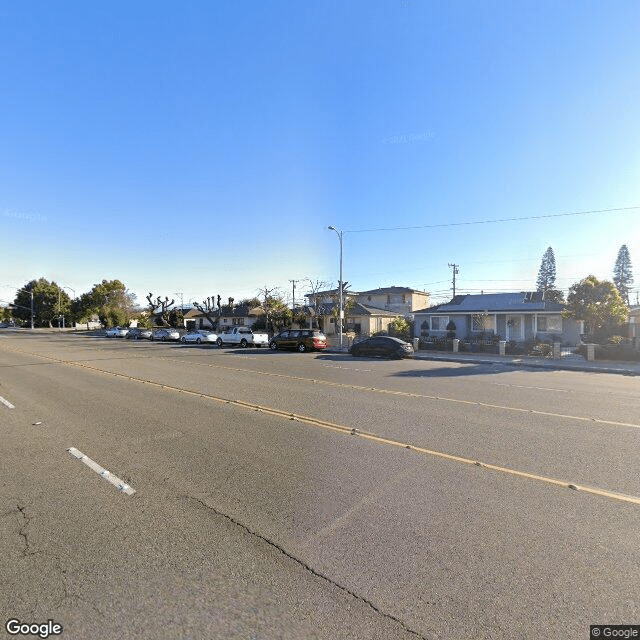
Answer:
[126,327,152,340]
[349,336,414,359]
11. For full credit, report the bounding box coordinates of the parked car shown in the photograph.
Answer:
[181,330,219,344]
[349,336,414,359]
[269,329,328,352]
[216,326,269,348]
[105,327,129,338]
[150,328,180,342]
[126,327,152,340]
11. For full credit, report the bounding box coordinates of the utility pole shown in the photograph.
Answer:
[289,278,309,327]
[448,263,459,297]
[289,280,298,312]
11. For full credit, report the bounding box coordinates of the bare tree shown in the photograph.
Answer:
[304,279,329,329]
[256,286,290,334]
[192,296,220,330]
[146,293,175,326]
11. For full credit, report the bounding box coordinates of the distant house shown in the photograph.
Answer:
[624,305,640,338]
[413,292,583,345]
[309,301,399,337]
[184,303,264,331]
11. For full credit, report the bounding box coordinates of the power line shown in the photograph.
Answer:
[345,206,640,233]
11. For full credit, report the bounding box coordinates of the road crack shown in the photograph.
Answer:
[16,503,41,558]
[182,494,428,640]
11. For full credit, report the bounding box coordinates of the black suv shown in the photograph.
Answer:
[269,329,327,352]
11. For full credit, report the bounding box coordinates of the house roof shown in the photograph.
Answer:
[357,286,428,296]
[306,285,428,299]
[414,292,565,314]
[313,301,400,317]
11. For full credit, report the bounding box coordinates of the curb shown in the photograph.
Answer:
[323,348,640,376]
[412,353,640,376]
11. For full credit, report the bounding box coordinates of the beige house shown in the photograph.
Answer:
[354,287,430,314]
[310,301,399,337]
[306,286,429,316]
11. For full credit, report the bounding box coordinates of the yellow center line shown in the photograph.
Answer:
[154,355,640,430]
[2,343,639,506]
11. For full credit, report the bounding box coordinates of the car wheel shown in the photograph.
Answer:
[217,338,223,347]
[181,337,186,343]
[161,337,166,342]
[196,337,201,344]
[240,339,248,348]
[270,342,278,350]
[297,343,307,352]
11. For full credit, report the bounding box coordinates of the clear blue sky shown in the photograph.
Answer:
[2,1,639,310]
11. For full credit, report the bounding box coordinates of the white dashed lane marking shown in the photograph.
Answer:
[67,447,136,495]
[0,395,15,409]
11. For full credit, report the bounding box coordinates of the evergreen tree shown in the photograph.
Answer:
[13,279,71,327]
[535,247,564,302]
[536,247,557,292]
[613,244,633,305]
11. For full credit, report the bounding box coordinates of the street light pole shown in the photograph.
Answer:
[65,286,75,328]
[327,226,344,350]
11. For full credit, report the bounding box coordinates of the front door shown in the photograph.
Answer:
[506,315,523,341]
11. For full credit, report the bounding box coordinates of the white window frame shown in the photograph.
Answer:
[471,314,495,333]
[430,315,449,331]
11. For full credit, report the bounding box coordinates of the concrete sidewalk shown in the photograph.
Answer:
[411,350,640,376]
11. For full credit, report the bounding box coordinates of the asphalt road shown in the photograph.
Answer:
[1,332,639,639]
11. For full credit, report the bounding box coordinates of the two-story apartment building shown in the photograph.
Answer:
[304,286,430,337]
[306,286,429,315]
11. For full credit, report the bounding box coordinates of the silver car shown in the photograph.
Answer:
[105,326,129,338]
[180,330,219,344]
[150,328,180,342]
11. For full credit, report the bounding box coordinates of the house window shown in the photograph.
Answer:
[537,315,562,332]
[232,317,245,325]
[430,316,449,331]
[472,314,495,332]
